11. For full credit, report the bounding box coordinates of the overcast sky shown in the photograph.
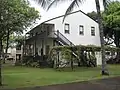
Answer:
[28,0,105,23]
[27,0,119,29]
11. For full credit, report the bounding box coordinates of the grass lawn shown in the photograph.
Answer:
[1,64,120,89]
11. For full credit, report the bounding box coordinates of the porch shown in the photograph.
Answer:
[22,23,80,67]
[24,24,56,56]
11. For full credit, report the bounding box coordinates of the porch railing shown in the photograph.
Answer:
[49,31,79,60]
[49,31,75,46]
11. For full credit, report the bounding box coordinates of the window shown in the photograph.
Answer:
[64,23,70,34]
[91,27,95,36]
[79,25,84,35]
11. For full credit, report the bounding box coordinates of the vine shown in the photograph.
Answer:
[49,45,120,68]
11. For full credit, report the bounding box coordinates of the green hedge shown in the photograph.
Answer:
[52,45,120,52]
[48,45,120,69]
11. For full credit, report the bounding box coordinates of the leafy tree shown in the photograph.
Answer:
[87,11,98,22]
[0,0,40,64]
[34,0,110,75]
[103,1,120,62]
[0,0,39,85]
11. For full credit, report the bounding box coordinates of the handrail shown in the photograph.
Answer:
[53,31,75,46]
[52,31,79,60]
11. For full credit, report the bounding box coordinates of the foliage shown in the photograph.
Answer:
[87,11,98,22]
[53,45,120,52]
[14,35,25,49]
[103,1,120,62]
[49,45,120,68]
[2,35,25,48]
[22,56,40,68]
[103,1,120,47]
[47,49,57,68]
[86,1,120,63]
[34,0,110,22]
[49,45,103,68]
[0,0,39,65]
[22,55,49,68]
[0,0,40,39]
[61,48,71,60]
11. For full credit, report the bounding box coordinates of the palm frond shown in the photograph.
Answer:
[103,0,111,9]
[34,0,52,9]
[47,0,63,10]
[62,0,84,23]
[34,0,85,22]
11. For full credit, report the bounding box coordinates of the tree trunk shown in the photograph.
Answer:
[0,39,2,86]
[4,30,10,64]
[95,0,109,75]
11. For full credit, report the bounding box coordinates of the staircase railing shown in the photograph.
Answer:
[52,30,75,46]
[49,31,79,60]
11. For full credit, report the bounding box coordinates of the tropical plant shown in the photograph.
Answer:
[87,11,98,22]
[103,1,120,63]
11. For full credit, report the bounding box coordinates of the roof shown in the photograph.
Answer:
[41,10,98,24]
[28,10,98,33]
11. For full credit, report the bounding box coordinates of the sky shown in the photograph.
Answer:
[28,0,104,23]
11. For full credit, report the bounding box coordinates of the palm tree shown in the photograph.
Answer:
[34,0,109,75]
[95,0,109,75]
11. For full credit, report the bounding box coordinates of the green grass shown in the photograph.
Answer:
[1,65,120,89]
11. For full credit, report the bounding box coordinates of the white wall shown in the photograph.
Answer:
[4,47,23,61]
[4,48,16,59]
[45,11,101,46]
[95,52,102,65]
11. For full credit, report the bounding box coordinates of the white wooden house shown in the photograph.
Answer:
[25,10,102,65]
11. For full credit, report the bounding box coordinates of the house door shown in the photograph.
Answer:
[46,45,50,55]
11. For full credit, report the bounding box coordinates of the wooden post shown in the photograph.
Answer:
[57,51,59,68]
[71,48,73,70]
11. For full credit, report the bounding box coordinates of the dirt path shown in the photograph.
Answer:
[3,77,120,90]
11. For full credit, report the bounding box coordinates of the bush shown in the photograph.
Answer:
[22,55,50,68]
[49,45,98,68]
[31,61,40,68]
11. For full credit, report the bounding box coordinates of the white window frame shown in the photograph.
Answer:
[91,27,95,36]
[79,25,84,35]
[64,23,70,34]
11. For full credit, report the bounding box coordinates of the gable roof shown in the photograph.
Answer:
[28,10,98,33]
[41,10,98,24]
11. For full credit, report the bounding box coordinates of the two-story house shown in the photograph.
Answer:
[24,10,102,65]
